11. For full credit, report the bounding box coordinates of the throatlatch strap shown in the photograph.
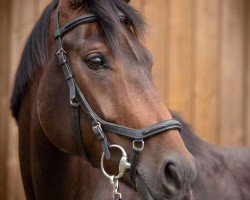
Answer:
[130,151,140,188]
[130,140,144,188]
[71,102,87,158]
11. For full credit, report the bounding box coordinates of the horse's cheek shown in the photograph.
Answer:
[36,69,78,154]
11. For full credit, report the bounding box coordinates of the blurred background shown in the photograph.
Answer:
[0,0,249,199]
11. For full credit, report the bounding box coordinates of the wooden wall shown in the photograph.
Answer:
[131,0,250,146]
[0,1,11,199]
[0,1,51,199]
[0,0,249,199]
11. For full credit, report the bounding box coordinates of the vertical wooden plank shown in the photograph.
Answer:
[193,0,220,143]
[246,0,250,146]
[130,0,144,12]
[220,0,245,146]
[6,1,52,199]
[168,0,194,123]
[0,1,11,199]
[6,0,41,199]
[38,0,51,14]
[143,0,170,104]
[6,0,25,198]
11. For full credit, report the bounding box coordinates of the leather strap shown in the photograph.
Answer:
[71,101,87,158]
[54,9,111,159]
[75,80,182,140]
[130,149,140,188]
[54,14,98,38]
[54,11,128,39]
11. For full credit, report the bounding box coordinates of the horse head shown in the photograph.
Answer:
[35,0,196,199]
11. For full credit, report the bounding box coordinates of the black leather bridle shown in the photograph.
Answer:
[53,9,182,188]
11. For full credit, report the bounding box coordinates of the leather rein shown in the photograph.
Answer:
[53,9,182,194]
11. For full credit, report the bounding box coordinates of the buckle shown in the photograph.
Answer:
[70,100,79,107]
[56,48,66,55]
[132,140,144,152]
[92,122,105,141]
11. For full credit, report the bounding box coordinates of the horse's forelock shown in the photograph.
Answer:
[68,0,146,52]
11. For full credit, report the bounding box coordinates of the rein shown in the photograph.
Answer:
[53,9,182,199]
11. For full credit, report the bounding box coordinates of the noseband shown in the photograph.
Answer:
[54,9,182,196]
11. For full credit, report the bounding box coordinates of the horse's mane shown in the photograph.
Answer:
[10,0,145,121]
[172,112,206,156]
[10,0,58,120]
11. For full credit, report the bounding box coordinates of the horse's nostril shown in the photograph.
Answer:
[161,153,196,197]
[165,163,182,188]
[162,162,182,195]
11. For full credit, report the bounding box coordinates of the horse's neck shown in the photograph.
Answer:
[179,123,250,199]
[26,117,133,199]
[24,120,119,199]
[18,78,102,199]
[193,145,250,199]
[181,126,250,176]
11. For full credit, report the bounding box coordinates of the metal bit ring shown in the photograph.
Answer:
[101,144,131,180]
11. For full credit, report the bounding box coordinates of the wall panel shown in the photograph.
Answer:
[6,0,38,199]
[3,0,49,199]
[168,0,194,123]
[246,1,250,146]
[219,0,245,146]
[130,0,144,12]
[193,0,220,143]
[0,1,11,199]
[143,0,171,103]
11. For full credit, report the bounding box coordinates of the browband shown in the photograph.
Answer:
[54,12,129,39]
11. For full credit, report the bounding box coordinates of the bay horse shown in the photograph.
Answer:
[10,0,196,199]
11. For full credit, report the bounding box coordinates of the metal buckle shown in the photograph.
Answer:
[92,122,102,133]
[132,140,144,152]
[92,122,105,140]
[56,48,66,55]
[110,176,122,200]
[101,144,131,180]
[70,100,79,107]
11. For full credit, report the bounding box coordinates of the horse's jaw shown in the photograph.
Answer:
[136,175,194,200]
[136,175,155,200]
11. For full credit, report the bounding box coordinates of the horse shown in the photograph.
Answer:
[74,114,250,200]
[10,0,197,199]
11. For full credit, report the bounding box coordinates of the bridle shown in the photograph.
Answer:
[54,9,182,199]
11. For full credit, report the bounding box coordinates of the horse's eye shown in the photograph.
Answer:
[86,56,106,70]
